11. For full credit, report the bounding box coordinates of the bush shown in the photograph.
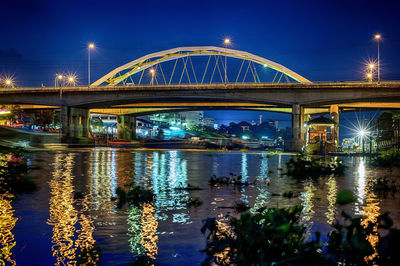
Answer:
[0,151,37,194]
[370,149,400,167]
[115,186,154,208]
[286,153,345,179]
[201,206,400,265]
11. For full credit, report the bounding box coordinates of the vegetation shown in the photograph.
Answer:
[175,183,203,191]
[336,189,356,205]
[201,205,400,265]
[286,153,345,179]
[370,149,400,167]
[115,186,154,208]
[184,196,203,208]
[0,148,37,194]
[369,177,397,196]
[209,173,248,186]
[201,206,325,265]
[282,190,294,199]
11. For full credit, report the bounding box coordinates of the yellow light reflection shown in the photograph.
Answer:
[300,180,315,239]
[0,192,17,266]
[140,202,158,259]
[47,153,78,265]
[325,176,337,224]
[127,202,159,259]
[76,195,99,264]
[360,163,381,263]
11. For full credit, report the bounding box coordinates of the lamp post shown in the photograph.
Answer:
[67,75,76,86]
[55,74,63,88]
[224,38,230,84]
[374,34,381,83]
[88,43,95,86]
[56,74,64,137]
[4,79,13,88]
[150,68,155,85]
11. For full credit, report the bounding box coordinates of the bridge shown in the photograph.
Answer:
[1,46,400,150]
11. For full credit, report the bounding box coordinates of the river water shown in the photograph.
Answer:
[3,148,400,265]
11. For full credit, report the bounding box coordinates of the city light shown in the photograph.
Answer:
[150,68,155,74]
[374,34,381,82]
[224,38,230,44]
[67,75,76,86]
[57,74,63,80]
[5,79,13,86]
[0,109,11,115]
[369,64,375,69]
[88,42,95,86]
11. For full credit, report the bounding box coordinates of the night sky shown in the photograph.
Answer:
[1,0,399,128]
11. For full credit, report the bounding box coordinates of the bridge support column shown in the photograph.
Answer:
[61,106,70,137]
[117,115,136,141]
[61,107,92,145]
[285,104,305,152]
[330,105,339,146]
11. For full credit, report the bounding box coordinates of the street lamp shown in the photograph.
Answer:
[223,38,230,84]
[67,75,76,86]
[88,43,95,86]
[55,74,63,88]
[149,68,155,85]
[5,79,13,87]
[374,34,381,82]
[366,72,373,82]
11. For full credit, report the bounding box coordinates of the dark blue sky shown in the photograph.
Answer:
[1,0,399,128]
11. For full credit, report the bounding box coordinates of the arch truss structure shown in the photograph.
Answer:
[91,46,311,87]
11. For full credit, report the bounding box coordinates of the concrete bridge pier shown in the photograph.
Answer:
[117,115,136,141]
[330,105,339,146]
[285,104,306,152]
[61,106,92,144]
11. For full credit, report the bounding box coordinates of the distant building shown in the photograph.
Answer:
[136,117,157,138]
[184,111,204,129]
[204,117,215,128]
[237,121,251,132]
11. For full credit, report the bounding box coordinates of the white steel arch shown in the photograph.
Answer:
[91,46,312,86]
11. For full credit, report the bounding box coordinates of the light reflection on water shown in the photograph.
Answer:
[5,150,400,264]
[0,192,17,266]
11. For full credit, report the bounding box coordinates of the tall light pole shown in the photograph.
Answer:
[55,74,63,88]
[224,38,230,84]
[367,63,374,82]
[374,34,381,83]
[88,43,95,86]
[67,75,76,86]
[56,74,64,137]
[5,79,13,88]
[150,68,155,85]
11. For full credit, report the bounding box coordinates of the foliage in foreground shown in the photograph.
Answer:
[0,149,37,194]
[116,186,154,208]
[286,153,345,179]
[201,206,400,265]
[370,149,400,167]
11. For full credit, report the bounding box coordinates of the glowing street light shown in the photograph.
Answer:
[88,42,95,87]
[149,68,155,85]
[374,34,381,82]
[366,72,373,82]
[55,74,63,88]
[5,79,13,87]
[67,75,76,86]
[223,38,230,84]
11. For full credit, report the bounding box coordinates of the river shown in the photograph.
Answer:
[2,148,400,265]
